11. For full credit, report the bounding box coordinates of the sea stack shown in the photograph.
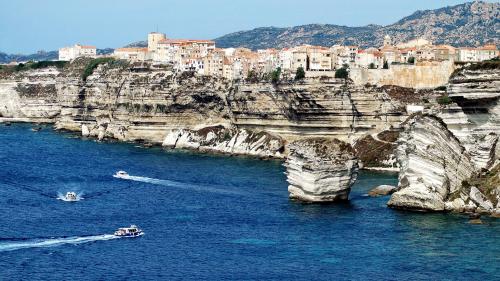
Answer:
[285,138,359,203]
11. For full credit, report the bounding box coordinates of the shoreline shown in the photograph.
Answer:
[1,119,398,171]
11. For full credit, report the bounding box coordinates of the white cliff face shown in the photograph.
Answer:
[162,126,284,158]
[390,65,500,214]
[0,68,61,122]
[388,115,475,211]
[438,67,500,169]
[285,138,359,202]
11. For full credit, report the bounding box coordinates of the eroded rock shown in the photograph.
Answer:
[285,138,359,203]
[388,114,474,211]
[368,185,397,197]
[162,126,284,158]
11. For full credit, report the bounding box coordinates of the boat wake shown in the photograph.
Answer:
[0,234,119,252]
[116,174,244,196]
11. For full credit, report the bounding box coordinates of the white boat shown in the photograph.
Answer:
[113,171,129,178]
[64,192,78,202]
[114,225,144,238]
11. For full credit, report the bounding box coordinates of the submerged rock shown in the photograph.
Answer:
[468,218,483,225]
[368,185,397,197]
[284,138,359,203]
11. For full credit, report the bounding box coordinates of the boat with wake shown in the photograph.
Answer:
[63,192,78,202]
[113,171,129,179]
[114,225,144,238]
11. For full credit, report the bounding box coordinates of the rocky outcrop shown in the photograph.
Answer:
[285,138,359,202]
[0,61,411,157]
[388,115,475,211]
[228,81,406,142]
[438,65,500,169]
[0,68,61,122]
[162,126,284,158]
[353,130,399,169]
[368,185,397,197]
[390,65,500,214]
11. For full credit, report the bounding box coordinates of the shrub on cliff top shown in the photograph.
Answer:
[295,67,305,80]
[247,70,260,83]
[6,61,68,72]
[436,94,452,105]
[81,57,115,81]
[271,67,282,84]
[335,67,349,79]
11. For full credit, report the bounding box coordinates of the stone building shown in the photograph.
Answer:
[307,46,332,71]
[203,48,225,77]
[291,48,308,71]
[113,48,150,61]
[477,44,499,61]
[58,44,97,61]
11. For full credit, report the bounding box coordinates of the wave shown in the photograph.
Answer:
[0,234,119,252]
[116,174,245,196]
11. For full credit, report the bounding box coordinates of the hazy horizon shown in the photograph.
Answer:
[0,0,494,54]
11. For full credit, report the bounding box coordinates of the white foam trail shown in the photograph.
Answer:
[57,192,84,202]
[0,234,119,252]
[115,174,244,196]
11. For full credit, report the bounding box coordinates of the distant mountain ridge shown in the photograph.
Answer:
[2,1,498,62]
[0,48,114,64]
[215,1,499,49]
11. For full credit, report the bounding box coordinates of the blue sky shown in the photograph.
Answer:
[0,0,487,54]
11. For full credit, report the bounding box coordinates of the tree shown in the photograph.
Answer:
[407,57,415,64]
[335,67,349,79]
[368,63,376,69]
[295,67,305,80]
[383,60,389,69]
[271,67,282,84]
[247,70,260,83]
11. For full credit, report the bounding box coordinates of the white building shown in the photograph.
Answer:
[58,44,97,61]
[477,45,499,61]
[396,38,432,49]
[154,39,215,64]
[113,47,151,61]
[278,48,293,71]
[457,48,479,62]
[308,47,332,71]
[355,50,383,68]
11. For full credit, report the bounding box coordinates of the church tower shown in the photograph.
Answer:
[383,35,392,46]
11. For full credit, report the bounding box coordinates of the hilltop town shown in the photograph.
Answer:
[58,32,498,88]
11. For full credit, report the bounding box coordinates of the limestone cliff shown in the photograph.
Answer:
[0,68,61,122]
[0,61,411,159]
[390,64,500,215]
[285,138,359,202]
[228,80,405,142]
[388,115,475,211]
[162,126,284,158]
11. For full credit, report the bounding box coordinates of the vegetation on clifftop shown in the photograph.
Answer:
[0,60,68,73]
[81,57,115,81]
[451,57,500,78]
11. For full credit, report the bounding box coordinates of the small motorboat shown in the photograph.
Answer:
[113,171,129,178]
[64,192,78,202]
[31,126,42,132]
[114,225,144,238]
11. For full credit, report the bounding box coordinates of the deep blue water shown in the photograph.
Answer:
[0,123,498,280]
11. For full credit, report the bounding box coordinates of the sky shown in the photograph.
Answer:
[0,0,491,54]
